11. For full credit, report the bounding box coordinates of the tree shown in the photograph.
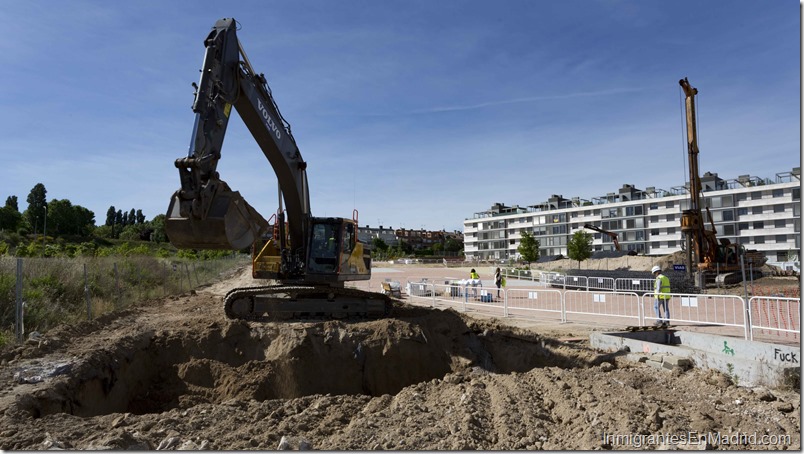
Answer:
[106,206,116,227]
[150,214,167,242]
[371,237,389,252]
[128,209,136,225]
[444,238,463,253]
[0,206,22,231]
[5,196,18,211]
[115,209,123,227]
[122,211,129,226]
[517,231,540,263]
[136,209,145,224]
[25,183,47,232]
[567,230,593,269]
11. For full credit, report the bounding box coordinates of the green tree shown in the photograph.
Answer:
[105,206,116,227]
[517,231,540,263]
[371,237,389,252]
[567,230,593,269]
[150,214,167,242]
[45,200,94,236]
[25,183,47,233]
[444,238,463,253]
[128,209,136,225]
[136,209,145,224]
[5,196,18,211]
[0,206,22,231]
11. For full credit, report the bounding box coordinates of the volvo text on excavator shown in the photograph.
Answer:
[165,18,390,319]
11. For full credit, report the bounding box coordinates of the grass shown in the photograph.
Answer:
[0,254,249,347]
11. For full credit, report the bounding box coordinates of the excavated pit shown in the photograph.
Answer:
[11,306,584,419]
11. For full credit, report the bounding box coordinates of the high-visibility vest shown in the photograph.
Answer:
[655,274,671,300]
[470,272,479,280]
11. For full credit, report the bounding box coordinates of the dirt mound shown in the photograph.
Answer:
[0,269,799,450]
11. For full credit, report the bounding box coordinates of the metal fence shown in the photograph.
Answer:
[748,296,800,341]
[402,278,800,341]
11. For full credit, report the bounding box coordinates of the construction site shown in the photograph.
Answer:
[0,257,800,450]
[0,14,800,452]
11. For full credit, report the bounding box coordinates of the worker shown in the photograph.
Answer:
[652,265,671,326]
[494,267,502,297]
[469,268,481,297]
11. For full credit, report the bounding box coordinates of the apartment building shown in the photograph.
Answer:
[463,168,801,266]
[357,225,463,251]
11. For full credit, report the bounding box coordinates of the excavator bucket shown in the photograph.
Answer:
[165,189,268,251]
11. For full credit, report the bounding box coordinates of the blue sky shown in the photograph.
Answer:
[1,0,800,233]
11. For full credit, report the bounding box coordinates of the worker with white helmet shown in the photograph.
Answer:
[652,265,671,326]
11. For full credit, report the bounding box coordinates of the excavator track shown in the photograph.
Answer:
[223,284,393,320]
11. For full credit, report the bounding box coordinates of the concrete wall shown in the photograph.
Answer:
[590,330,800,388]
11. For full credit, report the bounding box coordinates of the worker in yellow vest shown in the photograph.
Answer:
[652,265,671,326]
[469,268,481,297]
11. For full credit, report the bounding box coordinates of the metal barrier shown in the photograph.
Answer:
[587,276,616,291]
[615,277,655,294]
[403,278,800,343]
[748,296,800,341]
[564,290,642,324]
[643,293,748,338]
[505,288,564,320]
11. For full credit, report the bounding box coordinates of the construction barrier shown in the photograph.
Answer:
[504,288,563,320]
[564,290,642,324]
[643,293,749,337]
[403,279,800,341]
[748,296,800,341]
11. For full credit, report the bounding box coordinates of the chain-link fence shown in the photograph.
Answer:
[1,254,248,345]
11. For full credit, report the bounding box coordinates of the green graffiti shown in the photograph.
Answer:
[722,341,735,356]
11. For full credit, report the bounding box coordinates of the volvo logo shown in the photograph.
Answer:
[257,99,282,141]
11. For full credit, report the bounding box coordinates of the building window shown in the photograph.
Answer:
[666,214,675,222]
[737,207,748,216]
[751,191,762,200]
[775,235,787,243]
[722,210,734,221]
[775,219,786,228]
[665,201,674,208]
[773,204,785,213]
[649,203,658,210]
[752,206,763,215]
[753,221,764,229]
[777,252,789,262]
[794,188,800,201]
[738,223,749,232]
[723,225,735,235]
[735,193,747,202]
[772,189,784,198]
[667,227,676,234]
[754,236,765,244]
[667,241,676,248]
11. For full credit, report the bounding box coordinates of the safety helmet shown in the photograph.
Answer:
[651,265,661,274]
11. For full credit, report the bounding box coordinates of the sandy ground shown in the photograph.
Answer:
[0,261,799,450]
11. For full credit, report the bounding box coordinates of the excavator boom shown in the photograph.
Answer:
[165,18,309,253]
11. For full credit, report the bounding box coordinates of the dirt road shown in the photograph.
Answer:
[0,265,799,450]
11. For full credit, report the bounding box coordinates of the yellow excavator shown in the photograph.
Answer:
[165,18,390,319]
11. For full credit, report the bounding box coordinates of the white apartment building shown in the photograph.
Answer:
[463,168,801,265]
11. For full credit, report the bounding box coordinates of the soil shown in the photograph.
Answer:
[0,263,800,450]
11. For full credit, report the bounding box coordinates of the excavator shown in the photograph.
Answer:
[582,224,637,256]
[583,223,622,251]
[165,18,390,319]
[678,77,765,285]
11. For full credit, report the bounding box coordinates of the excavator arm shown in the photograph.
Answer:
[166,18,310,259]
[582,223,621,251]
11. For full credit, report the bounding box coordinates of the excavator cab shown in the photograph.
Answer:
[306,218,370,283]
